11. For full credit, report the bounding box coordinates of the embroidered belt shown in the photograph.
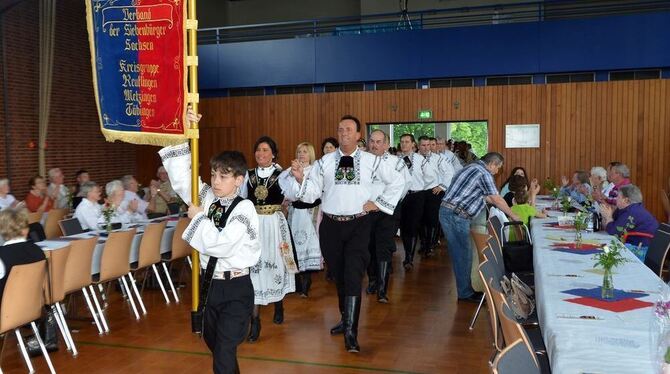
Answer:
[324,212,368,222]
[213,268,249,280]
[292,199,321,210]
[441,201,472,219]
[255,205,282,215]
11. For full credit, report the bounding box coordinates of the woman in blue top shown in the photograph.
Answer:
[601,184,659,247]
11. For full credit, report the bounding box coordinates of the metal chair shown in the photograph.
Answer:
[131,221,169,310]
[160,217,191,303]
[0,260,56,374]
[644,223,670,279]
[43,245,78,357]
[469,230,491,330]
[492,339,540,374]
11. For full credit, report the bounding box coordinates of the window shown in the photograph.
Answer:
[429,78,474,88]
[276,85,313,95]
[324,83,364,92]
[486,76,532,86]
[546,72,595,84]
[229,87,265,97]
[375,80,418,91]
[609,70,660,81]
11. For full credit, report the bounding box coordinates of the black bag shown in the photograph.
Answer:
[501,221,534,273]
[191,196,244,335]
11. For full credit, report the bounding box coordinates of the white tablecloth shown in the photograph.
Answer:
[532,210,667,374]
[37,219,177,275]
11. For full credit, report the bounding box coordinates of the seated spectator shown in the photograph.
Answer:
[25,176,53,213]
[321,137,338,156]
[73,181,102,231]
[511,189,547,226]
[503,174,528,207]
[560,170,593,204]
[106,180,142,224]
[47,168,69,209]
[153,166,176,215]
[500,167,527,196]
[601,184,658,247]
[121,175,150,220]
[596,162,631,206]
[0,179,19,210]
[0,208,46,301]
[71,169,90,209]
[590,166,614,197]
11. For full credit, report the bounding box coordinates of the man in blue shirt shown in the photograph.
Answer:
[439,152,519,302]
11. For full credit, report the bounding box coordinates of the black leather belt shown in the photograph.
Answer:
[441,201,472,219]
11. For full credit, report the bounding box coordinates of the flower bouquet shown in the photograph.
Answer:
[102,202,115,233]
[573,212,589,248]
[592,239,626,299]
[652,292,670,374]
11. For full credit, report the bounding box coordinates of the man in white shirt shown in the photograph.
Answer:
[418,136,455,256]
[365,129,409,304]
[436,137,463,172]
[289,115,404,353]
[121,175,149,220]
[74,181,102,230]
[47,168,69,209]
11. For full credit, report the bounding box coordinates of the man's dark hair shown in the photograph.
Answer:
[428,137,437,142]
[210,151,248,177]
[321,137,339,153]
[340,115,361,132]
[76,169,88,177]
[481,152,504,165]
[253,136,279,161]
[417,135,430,142]
[400,133,416,143]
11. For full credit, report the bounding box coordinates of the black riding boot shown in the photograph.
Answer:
[343,296,361,353]
[300,272,312,298]
[377,261,391,303]
[26,309,59,357]
[273,300,284,324]
[247,305,261,343]
[402,235,417,271]
[424,227,435,257]
[330,293,345,335]
[365,260,377,294]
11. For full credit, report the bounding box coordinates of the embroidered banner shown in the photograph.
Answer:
[85,0,188,146]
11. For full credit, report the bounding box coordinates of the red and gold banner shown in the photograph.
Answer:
[85,0,188,146]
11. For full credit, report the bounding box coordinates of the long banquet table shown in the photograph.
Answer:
[531,200,667,373]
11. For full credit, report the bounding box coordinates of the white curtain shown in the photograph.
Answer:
[38,0,56,177]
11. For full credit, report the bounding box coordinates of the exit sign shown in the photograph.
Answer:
[418,110,432,120]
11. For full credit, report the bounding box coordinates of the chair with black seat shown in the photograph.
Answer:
[469,231,491,330]
[643,223,670,279]
[478,260,504,363]
[0,260,56,374]
[488,215,503,249]
[43,245,78,357]
[58,217,87,236]
[492,339,541,374]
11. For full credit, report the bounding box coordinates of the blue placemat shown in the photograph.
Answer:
[552,247,602,255]
[561,287,648,301]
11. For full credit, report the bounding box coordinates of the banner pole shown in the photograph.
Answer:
[187,0,200,317]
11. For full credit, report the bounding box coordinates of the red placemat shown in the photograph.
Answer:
[551,242,601,250]
[565,297,654,312]
[543,222,575,230]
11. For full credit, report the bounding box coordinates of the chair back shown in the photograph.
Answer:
[487,236,505,272]
[137,221,167,269]
[168,217,191,261]
[644,223,670,278]
[471,230,490,263]
[661,189,670,223]
[488,215,503,247]
[59,217,86,236]
[43,245,71,305]
[44,208,69,239]
[28,212,43,225]
[0,260,47,333]
[492,339,540,374]
[167,203,181,215]
[63,236,98,295]
[494,295,540,369]
[98,229,136,283]
[479,260,503,351]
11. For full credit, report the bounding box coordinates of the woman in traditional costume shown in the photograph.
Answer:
[280,142,322,297]
[241,136,297,342]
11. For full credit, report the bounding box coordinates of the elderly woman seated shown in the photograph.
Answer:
[74,180,142,231]
[601,184,659,247]
[560,170,593,204]
[0,179,19,211]
[590,166,614,196]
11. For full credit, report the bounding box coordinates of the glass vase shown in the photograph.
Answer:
[106,221,113,233]
[601,268,614,299]
[575,230,583,249]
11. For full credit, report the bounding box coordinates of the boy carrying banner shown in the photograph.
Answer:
[159,110,260,373]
